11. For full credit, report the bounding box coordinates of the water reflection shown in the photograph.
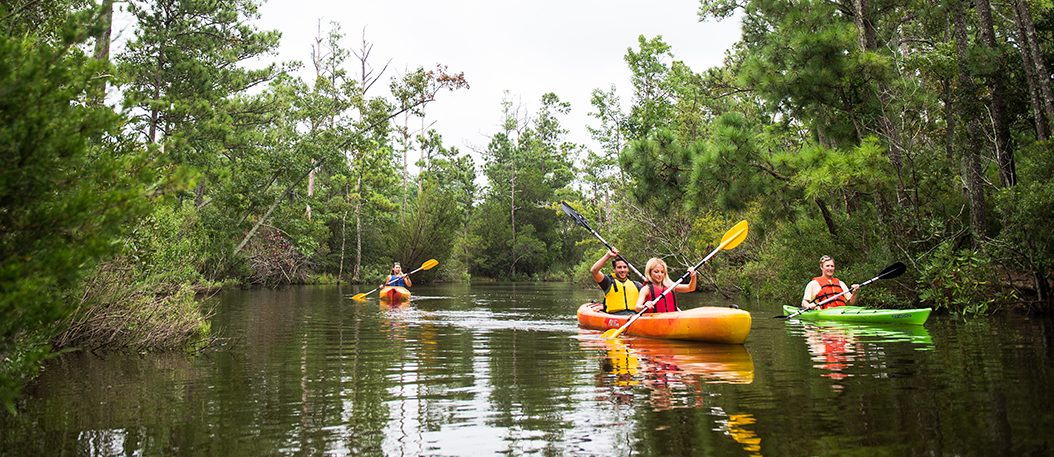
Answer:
[580,334,755,388]
[791,322,934,390]
[719,413,763,457]
[581,334,754,412]
[577,335,762,455]
[6,284,1053,457]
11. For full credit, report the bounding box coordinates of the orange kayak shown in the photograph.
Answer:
[379,286,411,302]
[576,303,751,344]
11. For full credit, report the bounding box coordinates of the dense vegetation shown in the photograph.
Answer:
[2,0,1052,411]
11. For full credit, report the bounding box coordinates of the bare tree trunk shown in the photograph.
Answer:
[234,160,324,255]
[953,0,988,242]
[975,0,1016,186]
[90,0,114,105]
[353,174,362,281]
[306,167,315,220]
[1014,0,1054,126]
[1011,0,1051,140]
[815,197,838,236]
[339,210,347,281]
[510,169,517,278]
[194,179,206,208]
[400,114,410,224]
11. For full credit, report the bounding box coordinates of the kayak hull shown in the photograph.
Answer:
[379,286,411,302]
[782,305,931,325]
[577,304,752,344]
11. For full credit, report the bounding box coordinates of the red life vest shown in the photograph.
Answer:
[644,283,678,313]
[813,276,847,308]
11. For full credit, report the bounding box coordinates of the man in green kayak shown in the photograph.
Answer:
[590,249,642,315]
[801,255,860,309]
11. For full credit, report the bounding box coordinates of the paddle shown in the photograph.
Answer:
[561,201,647,282]
[778,262,907,319]
[602,220,749,339]
[350,258,439,301]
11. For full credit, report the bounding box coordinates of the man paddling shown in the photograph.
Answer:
[802,255,859,309]
[589,249,642,316]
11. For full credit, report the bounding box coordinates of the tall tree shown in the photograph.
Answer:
[118,0,282,205]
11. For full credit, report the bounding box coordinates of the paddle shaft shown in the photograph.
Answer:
[561,202,646,282]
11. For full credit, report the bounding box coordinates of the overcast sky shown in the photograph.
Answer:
[255,0,742,158]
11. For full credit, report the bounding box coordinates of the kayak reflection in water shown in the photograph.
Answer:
[803,325,858,389]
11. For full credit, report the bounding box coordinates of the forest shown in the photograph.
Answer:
[3,0,1053,411]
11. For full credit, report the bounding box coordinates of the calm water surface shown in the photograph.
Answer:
[3,283,1053,456]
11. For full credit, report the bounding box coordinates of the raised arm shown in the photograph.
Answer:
[590,249,617,283]
[674,268,697,293]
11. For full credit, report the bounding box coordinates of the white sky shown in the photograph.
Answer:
[255,0,742,158]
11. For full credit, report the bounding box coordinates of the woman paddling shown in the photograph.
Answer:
[382,262,412,289]
[634,257,696,313]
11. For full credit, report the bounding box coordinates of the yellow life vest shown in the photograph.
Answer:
[604,274,640,313]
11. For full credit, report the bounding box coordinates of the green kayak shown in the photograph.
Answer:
[782,305,932,325]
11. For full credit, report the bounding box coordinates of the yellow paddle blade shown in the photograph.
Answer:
[602,327,622,339]
[421,258,439,270]
[719,220,749,251]
[350,293,368,301]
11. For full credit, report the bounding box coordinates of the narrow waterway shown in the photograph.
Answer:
[3,283,1052,456]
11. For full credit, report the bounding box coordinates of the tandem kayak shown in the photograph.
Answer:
[576,304,752,344]
[379,286,411,302]
[781,305,932,325]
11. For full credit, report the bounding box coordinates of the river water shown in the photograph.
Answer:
[2,283,1052,456]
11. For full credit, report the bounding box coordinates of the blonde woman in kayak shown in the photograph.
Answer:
[634,257,696,313]
[801,255,859,309]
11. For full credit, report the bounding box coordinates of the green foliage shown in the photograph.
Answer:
[0,20,154,411]
[988,141,1054,308]
[918,243,1015,316]
[467,94,578,279]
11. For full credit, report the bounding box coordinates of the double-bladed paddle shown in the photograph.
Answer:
[561,201,647,283]
[602,220,749,339]
[350,258,439,301]
[779,262,906,320]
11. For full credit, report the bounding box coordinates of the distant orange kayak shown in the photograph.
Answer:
[379,286,411,302]
[577,303,752,344]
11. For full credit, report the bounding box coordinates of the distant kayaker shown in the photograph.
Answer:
[590,249,642,315]
[382,262,412,289]
[635,257,696,313]
[801,255,859,309]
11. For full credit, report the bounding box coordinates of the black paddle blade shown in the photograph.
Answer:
[877,262,907,280]
[560,201,590,228]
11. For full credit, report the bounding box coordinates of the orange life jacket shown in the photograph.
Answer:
[813,276,847,308]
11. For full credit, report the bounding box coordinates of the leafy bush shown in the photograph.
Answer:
[917,243,1015,316]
